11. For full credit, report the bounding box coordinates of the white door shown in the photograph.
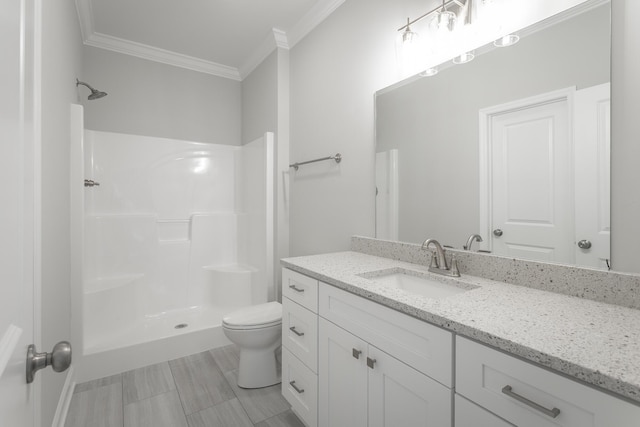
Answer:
[318,318,368,427]
[481,89,574,263]
[574,83,610,269]
[375,150,399,241]
[0,0,38,425]
[367,346,452,427]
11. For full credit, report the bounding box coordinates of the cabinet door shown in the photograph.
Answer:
[318,318,368,427]
[368,346,453,427]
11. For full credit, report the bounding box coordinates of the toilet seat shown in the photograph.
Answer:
[222,301,282,330]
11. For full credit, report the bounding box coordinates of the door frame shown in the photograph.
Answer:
[478,87,575,253]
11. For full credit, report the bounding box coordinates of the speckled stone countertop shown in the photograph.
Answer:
[281,251,640,405]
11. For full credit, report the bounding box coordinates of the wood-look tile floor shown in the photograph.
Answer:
[65,345,304,427]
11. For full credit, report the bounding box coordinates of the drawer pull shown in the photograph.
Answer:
[502,385,561,419]
[289,326,305,337]
[289,380,305,394]
[366,357,376,369]
[352,349,362,359]
[289,284,305,293]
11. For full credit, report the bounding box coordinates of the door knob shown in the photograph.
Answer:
[493,229,503,237]
[26,341,72,383]
[577,240,592,249]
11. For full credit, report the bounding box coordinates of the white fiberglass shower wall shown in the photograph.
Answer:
[72,105,274,381]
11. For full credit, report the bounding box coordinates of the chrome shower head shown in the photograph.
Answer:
[76,78,107,100]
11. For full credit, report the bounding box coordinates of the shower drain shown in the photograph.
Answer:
[174,323,189,329]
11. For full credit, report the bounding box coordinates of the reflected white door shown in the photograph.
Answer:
[0,0,37,425]
[483,89,574,263]
[375,150,399,241]
[574,83,610,269]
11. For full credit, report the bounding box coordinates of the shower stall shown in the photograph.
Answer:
[70,105,275,382]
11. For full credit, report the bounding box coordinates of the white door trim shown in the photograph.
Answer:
[478,87,576,253]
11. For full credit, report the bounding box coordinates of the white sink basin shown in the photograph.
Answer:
[363,269,473,299]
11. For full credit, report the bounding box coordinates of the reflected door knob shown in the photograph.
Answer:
[493,229,503,237]
[26,341,72,383]
[578,240,592,249]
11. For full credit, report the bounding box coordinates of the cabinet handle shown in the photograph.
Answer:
[366,357,376,369]
[352,349,362,359]
[289,284,305,293]
[501,385,560,419]
[289,326,304,337]
[289,380,305,394]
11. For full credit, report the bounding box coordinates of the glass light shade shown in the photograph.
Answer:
[402,27,419,44]
[494,34,520,47]
[453,51,475,64]
[436,10,456,33]
[420,67,439,77]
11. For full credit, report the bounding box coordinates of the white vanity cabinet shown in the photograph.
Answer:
[281,268,319,427]
[456,336,640,427]
[318,282,453,427]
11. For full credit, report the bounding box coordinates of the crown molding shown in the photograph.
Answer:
[238,29,290,80]
[74,0,344,81]
[85,32,242,81]
[287,0,347,48]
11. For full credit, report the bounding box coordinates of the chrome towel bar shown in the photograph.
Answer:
[290,153,341,171]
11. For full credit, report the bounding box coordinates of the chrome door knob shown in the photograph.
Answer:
[577,240,592,249]
[26,341,72,383]
[493,229,503,237]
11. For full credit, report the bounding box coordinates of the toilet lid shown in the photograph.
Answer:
[222,301,282,328]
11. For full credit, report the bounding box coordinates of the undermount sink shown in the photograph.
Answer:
[360,268,475,299]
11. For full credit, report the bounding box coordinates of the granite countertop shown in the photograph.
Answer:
[281,251,640,404]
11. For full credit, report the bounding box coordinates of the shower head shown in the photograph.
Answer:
[76,78,107,100]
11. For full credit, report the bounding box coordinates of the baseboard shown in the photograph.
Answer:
[51,366,75,427]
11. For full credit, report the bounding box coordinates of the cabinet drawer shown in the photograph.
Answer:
[282,297,318,373]
[282,347,318,427]
[282,268,318,312]
[455,394,514,427]
[319,283,453,387]
[456,336,640,427]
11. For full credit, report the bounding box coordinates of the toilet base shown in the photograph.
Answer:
[237,341,282,389]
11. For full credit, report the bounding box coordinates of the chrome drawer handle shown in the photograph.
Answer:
[366,357,376,369]
[289,380,304,394]
[289,284,305,293]
[289,326,304,337]
[502,385,560,419]
[352,349,362,359]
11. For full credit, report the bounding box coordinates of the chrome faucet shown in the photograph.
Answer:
[421,238,460,277]
[464,234,483,251]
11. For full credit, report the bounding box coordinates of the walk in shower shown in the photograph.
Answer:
[70,105,275,381]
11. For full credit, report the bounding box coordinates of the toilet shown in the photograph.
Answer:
[222,301,282,388]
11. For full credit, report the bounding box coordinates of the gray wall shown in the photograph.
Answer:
[289,0,404,256]
[611,0,640,273]
[376,5,610,247]
[40,0,84,423]
[242,50,277,144]
[82,46,241,145]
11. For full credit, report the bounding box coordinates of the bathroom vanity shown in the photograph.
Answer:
[280,238,640,427]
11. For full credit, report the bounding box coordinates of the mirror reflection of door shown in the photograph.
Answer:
[574,83,611,269]
[375,150,399,241]
[480,85,611,269]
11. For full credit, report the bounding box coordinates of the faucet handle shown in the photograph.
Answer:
[449,255,460,277]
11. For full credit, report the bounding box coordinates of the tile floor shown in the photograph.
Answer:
[65,345,303,427]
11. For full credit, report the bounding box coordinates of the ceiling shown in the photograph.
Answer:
[75,0,346,81]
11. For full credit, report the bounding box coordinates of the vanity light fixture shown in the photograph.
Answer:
[453,51,475,64]
[434,0,457,33]
[494,34,520,47]
[397,0,471,41]
[401,18,419,45]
